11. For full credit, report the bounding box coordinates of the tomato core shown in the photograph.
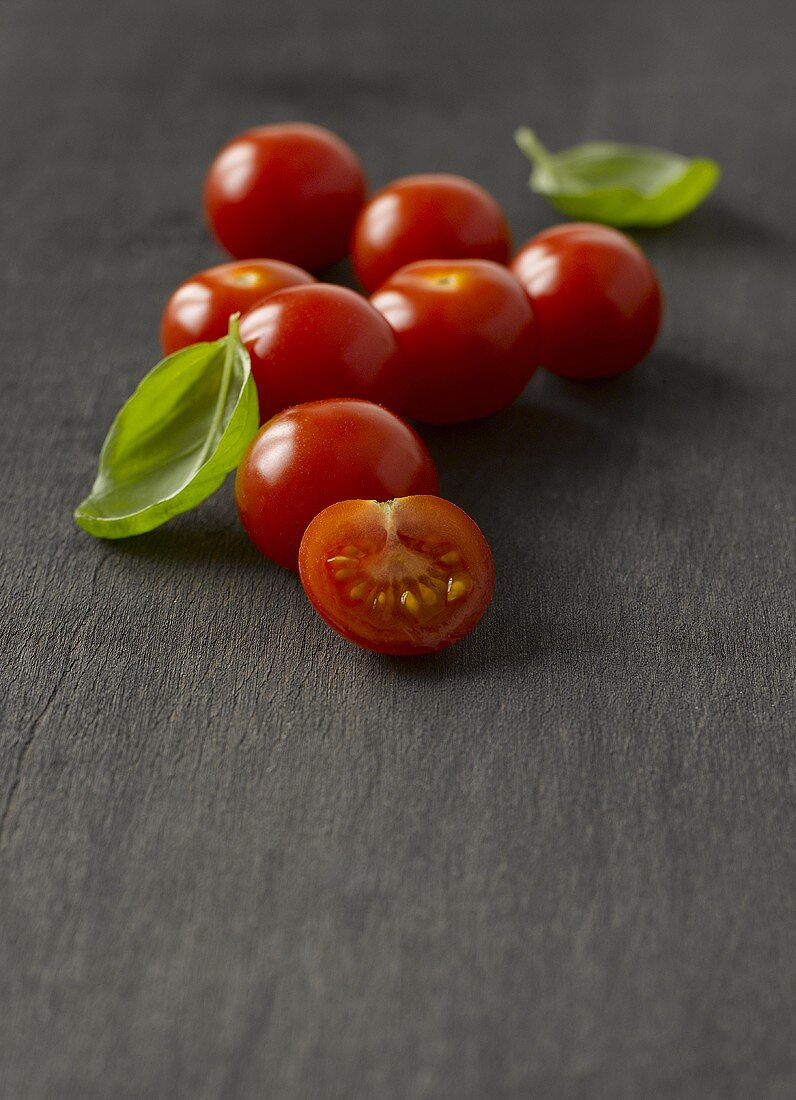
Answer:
[326,503,475,626]
[299,496,494,655]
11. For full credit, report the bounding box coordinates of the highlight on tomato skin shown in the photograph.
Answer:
[298,495,494,656]
[351,173,512,293]
[511,223,663,380]
[160,259,315,355]
[235,399,440,571]
[238,283,407,422]
[370,258,538,424]
[203,122,367,271]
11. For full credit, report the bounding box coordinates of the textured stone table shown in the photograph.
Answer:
[1,0,794,1095]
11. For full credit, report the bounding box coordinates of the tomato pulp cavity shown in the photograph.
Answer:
[235,399,440,570]
[159,260,315,355]
[204,123,367,270]
[511,223,663,380]
[371,259,538,423]
[299,496,494,655]
[351,174,512,293]
[239,284,406,421]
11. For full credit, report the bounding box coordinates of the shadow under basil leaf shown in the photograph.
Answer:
[634,200,792,255]
[108,513,265,569]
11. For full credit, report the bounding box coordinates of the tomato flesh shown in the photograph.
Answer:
[160,259,315,355]
[204,123,367,270]
[370,259,537,423]
[511,223,663,380]
[235,399,440,570]
[299,496,494,655]
[351,174,512,293]
[239,284,406,421]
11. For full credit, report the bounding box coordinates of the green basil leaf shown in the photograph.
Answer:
[74,316,259,538]
[515,128,721,227]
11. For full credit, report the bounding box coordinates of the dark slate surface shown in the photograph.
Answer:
[1,0,794,1096]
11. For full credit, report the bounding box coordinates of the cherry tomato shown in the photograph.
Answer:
[511,223,663,380]
[239,284,406,421]
[204,123,367,270]
[370,259,537,423]
[235,399,440,570]
[351,174,512,293]
[159,260,315,355]
[299,495,494,655]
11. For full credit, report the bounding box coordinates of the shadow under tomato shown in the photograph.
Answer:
[394,347,759,675]
[102,347,755,677]
[316,255,359,291]
[422,348,756,516]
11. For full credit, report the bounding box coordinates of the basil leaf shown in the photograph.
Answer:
[515,128,720,227]
[74,316,259,538]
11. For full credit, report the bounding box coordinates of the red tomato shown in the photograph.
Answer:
[239,284,406,421]
[511,223,663,380]
[370,259,537,423]
[351,174,512,293]
[235,400,440,570]
[203,123,367,270]
[159,260,315,355]
[299,495,494,655]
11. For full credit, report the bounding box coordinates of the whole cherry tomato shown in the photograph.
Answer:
[239,284,406,421]
[204,123,367,270]
[299,495,494,655]
[370,259,537,423]
[235,400,440,570]
[351,174,512,292]
[511,223,663,380]
[159,259,315,355]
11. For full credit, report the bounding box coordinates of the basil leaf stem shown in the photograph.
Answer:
[74,314,260,539]
[515,128,720,227]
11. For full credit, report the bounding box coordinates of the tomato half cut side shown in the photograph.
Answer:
[298,496,494,655]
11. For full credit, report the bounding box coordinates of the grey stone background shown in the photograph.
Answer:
[1,0,794,1095]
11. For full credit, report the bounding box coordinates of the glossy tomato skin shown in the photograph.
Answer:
[511,223,663,380]
[204,123,367,270]
[351,174,512,293]
[239,284,406,421]
[370,259,537,423]
[235,400,440,570]
[159,260,315,355]
[299,496,494,655]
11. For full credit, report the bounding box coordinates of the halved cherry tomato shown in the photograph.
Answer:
[299,495,494,655]
[370,259,537,423]
[351,174,512,293]
[511,223,663,380]
[235,399,440,570]
[159,259,315,355]
[204,123,367,270]
[239,284,406,421]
